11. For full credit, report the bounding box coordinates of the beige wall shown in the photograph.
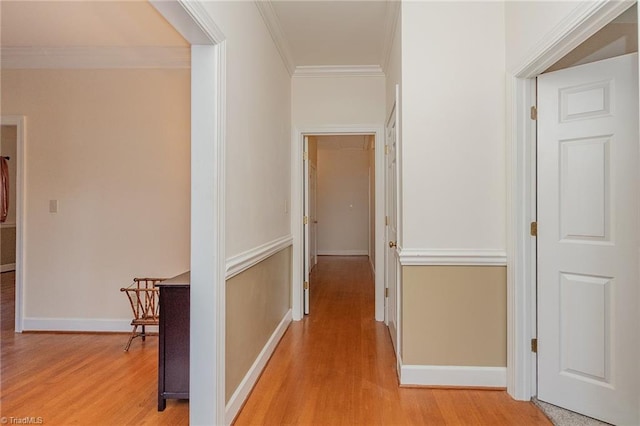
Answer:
[317,138,369,255]
[402,266,507,367]
[225,246,291,402]
[1,68,190,322]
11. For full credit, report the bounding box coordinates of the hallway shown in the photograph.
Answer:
[234,256,551,425]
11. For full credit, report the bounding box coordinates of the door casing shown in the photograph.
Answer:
[506,0,637,401]
[292,126,385,321]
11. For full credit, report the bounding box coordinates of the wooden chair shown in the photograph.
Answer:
[120,277,166,351]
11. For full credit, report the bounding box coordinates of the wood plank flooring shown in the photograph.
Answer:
[0,271,188,425]
[233,256,551,425]
[1,258,551,425]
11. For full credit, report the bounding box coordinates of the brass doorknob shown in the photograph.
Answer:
[389,241,397,248]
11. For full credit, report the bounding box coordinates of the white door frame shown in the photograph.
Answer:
[151,1,226,424]
[292,126,385,321]
[506,0,636,400]
[1,115,26,333]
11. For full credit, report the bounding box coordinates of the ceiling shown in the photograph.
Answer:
[0,1,398,72]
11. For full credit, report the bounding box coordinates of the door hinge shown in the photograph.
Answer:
[304,281,309,290]
[303,216,309,225]
[531,338,538,353]
[303,151,309,161]
[385,287,389,298]
[530,221,537,237]
[385,145,390,155]
[385,215,389,226]
[530,106,538,120]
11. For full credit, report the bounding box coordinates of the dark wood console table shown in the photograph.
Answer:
[156,271,190,411]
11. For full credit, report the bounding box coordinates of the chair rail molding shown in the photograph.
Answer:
[399,248,507,266]
[225,235,293,280]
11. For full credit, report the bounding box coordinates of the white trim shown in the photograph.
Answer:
[292,126,385,322]
[399,249,507,266]
[1,264,16,273]
[0,47,190,69]
[317,249,368,256]
[152,0,225,44]
[1,116,25,333]
[23,317,134,332]
[225,309,292,425]
[254,1,295,75]
[510,1,634,77]
[293,65,385,78]
[506,0,633,402]
[152,2,226,424]
[225,236,293,280]
[0,222,16,228]
[400,365,507,388]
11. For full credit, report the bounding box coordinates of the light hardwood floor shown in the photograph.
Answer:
[1,258,551,425]
[0,271,188,425]
[233,256,551,425]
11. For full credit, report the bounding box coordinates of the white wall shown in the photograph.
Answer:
[505,1,583,72]
[386,9,402,117]
[1,68,190,323]
[203,2,292,259]
[292,75,385,127]
[400,1,506,251]
[317,138,369,256]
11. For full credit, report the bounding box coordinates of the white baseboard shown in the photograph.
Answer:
[225,309,292,425]
[400,364,507,388]
[317,250,368,256]
[22,317,141,333]
[1,263,16,272]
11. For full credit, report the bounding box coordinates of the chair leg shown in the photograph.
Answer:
[124,325,138,352]
[141,325,146,342]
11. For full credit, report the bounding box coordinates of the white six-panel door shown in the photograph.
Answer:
[537,53,639,425]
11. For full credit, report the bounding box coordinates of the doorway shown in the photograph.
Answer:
[303,134,376,315]
[0,117,24,333]
[507,1,639,422]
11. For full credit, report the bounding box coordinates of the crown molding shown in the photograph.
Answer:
[293,65,384,78]
[0,46,190,69]
[381,0,400,74]
[254,1,295,76]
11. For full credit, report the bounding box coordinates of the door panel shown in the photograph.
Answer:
[303,136,310,314]
[537,53,639,425]
[386,108,399,354]
[310,163,318,269]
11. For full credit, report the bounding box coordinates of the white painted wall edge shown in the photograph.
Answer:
[0,47,191,69]
[400,365,507,388]
[23,317,135,332]
[225,309,292,425]
[1,264,16,273]
[399,249,507,266]
[225,235,293,280]
[317,250,368,256]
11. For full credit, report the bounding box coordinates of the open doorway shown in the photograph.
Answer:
[303,135,375,315]
[1,122,18,333]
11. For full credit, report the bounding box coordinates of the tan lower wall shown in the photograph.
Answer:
[402,265,506,367]
[1,227,16,265]
[225,246,291,402]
